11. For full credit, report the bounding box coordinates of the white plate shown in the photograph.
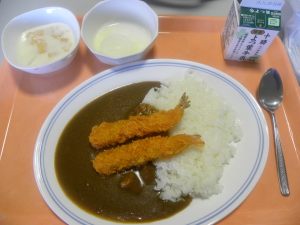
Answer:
[33,59,269,225]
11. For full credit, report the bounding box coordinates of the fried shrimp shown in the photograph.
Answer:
[92,134,204,175]
[89,93,190,149]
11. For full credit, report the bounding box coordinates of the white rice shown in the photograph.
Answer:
[142,71,242,202]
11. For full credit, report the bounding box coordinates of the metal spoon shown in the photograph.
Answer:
[258,68,290,196]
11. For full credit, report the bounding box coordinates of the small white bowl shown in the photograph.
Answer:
[81,0,158,65]
[1,7,80,74]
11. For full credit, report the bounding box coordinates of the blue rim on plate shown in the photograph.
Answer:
[33,59,269,225]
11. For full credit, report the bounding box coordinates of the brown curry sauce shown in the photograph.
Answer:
[55,82,191,223]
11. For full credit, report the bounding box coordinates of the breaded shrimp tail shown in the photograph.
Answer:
[89,93,190,149]
[92,134,204,175]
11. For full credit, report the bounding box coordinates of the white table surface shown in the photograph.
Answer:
[0,0,232,63]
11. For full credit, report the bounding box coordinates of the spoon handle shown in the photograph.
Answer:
[270,112,290,196]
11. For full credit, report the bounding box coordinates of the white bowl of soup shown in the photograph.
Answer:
[81,0,158,65]
[1,7,80,74]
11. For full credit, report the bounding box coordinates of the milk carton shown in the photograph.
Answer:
[222,0,284,61]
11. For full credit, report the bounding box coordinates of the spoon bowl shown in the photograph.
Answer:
[258,69,283,112]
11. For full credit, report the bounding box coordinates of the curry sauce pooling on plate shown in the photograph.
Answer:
[55,82,192,223]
